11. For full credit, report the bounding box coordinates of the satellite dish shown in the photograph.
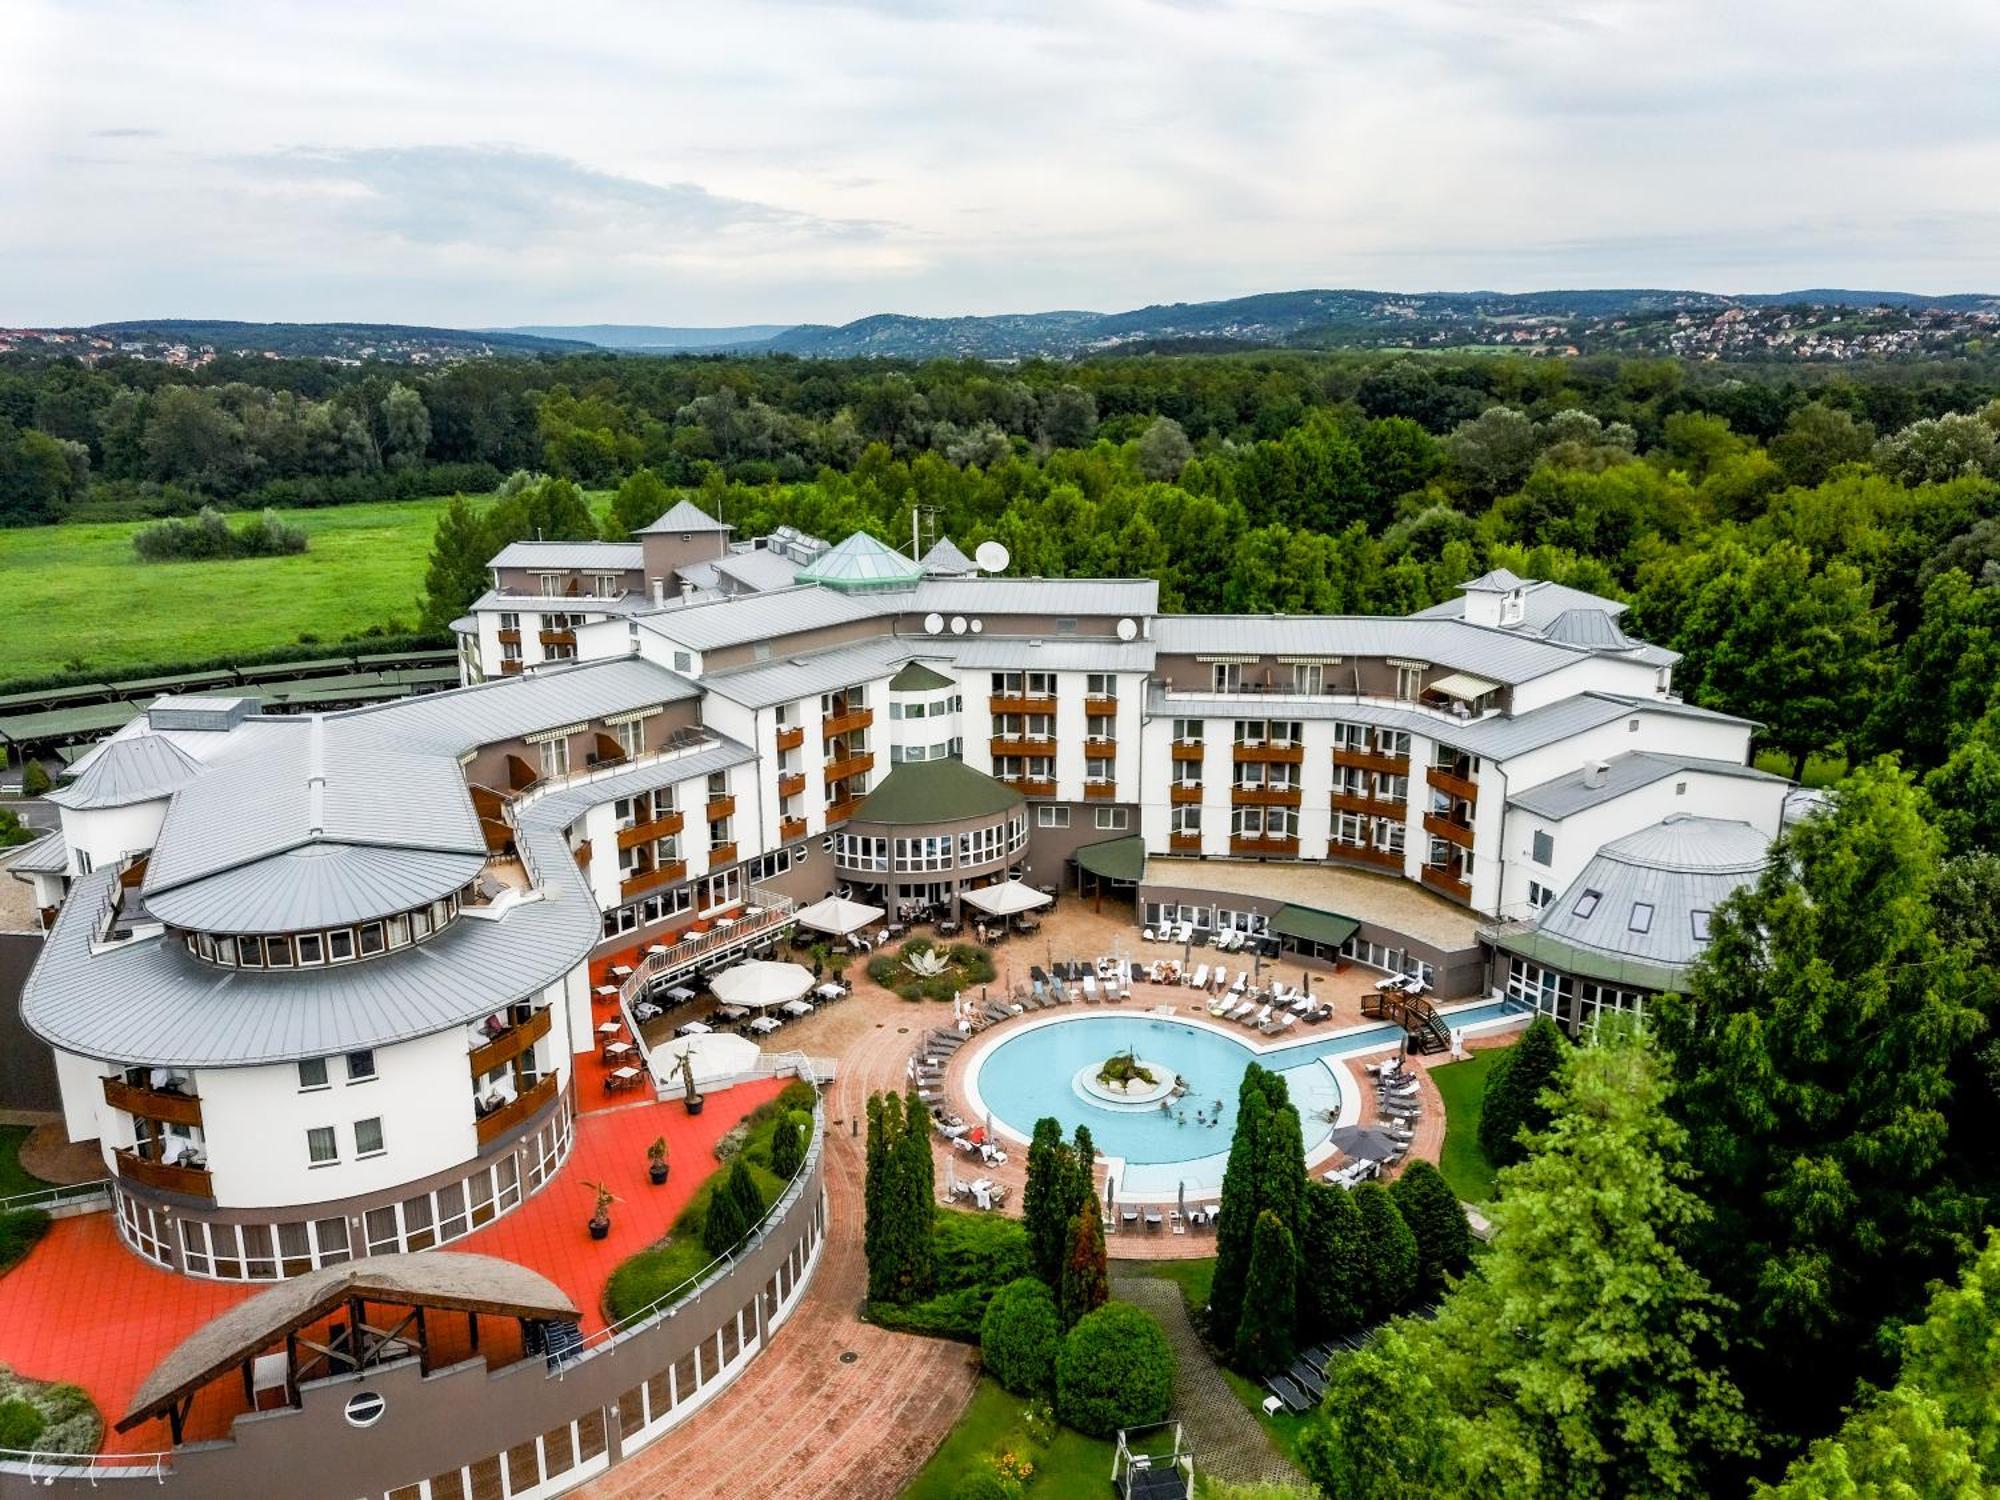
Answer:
[975,541,1011,574]
[924,612,945,636]
[970,619,984,634]
[950,616,968,635]
[1116,617,1138,642]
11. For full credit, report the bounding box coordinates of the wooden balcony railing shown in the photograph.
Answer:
[1169,783,1204,805]
[1230,834,1301,858]
[620,860,687,901]
[824,753,875,785]
[500,660,524,676]
[1333,746,1409,777]
[775,725,805,752]
[1084,696,1118,717]
[1422,812,1477,850]
[1231,784,1302,808]
[1420,865,1473,903]
[573,840,591,870]
[1169,832,1203,852]
[467,1007,552,1079]
[780,816,809,842]
[474,1073,561,1150]
[1329,842,1404,873]
[114,1148,213,1201]
[705,794,736,823]
[996,775,1057,798]
[538,629,576,649]
[823,798,862,824]
[1232,742,1305,764]
[1084,781,1117,801]
[990,736,1056,758]
[821,708,874,738]
[1170,739,1205,758]
[616,809,683,851]
[1333,790,1406,818]
[708,841,738,868]
[1426,766,1478,803]
[497,627,521,645]
[989,694,1056,716]
[102,1077,203,1128]
[777,771,806,800]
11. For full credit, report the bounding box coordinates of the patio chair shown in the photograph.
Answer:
[1189,963,1209,990]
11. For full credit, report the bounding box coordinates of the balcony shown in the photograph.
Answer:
[590,732,627,767]
[1230,834,1301,858]
[499,660,523,676]
[1169,783,1204,805]
[616,809,684,851]
[1420,865,1473,904]
[996,775,1057,798]
[102,1077,203,1129]
[474,1073,561,1150]
[824,752,875,785]
[573,840,591,871]
[1232,742,1305,765]
[822,707,873,739]
[497,627,522,645]
[620,860,687,901]
[1084,696,1118,717]
[1231,784,1303,808]
[1329,842,1404,873]
[1333,790,1406,819]
[1427,765,1478,803]
[989,693,1056,717]
[467,1006,552,1078]
[990,736,1056,758]
[1423,812,1476,850]
[1333,746,1409,777]
[1169,832,1202,853]
[708,841,738,868]
[823,797,862,824]
[777,771,806,800]
[775,724,805,752]
[114,1148,213,1201]
[1084,781,1117,801]
[538,628,576,649]
[780,815,809,842]
[1171,739,1205,758]
[505,753,541,793]
[705,794,736,823]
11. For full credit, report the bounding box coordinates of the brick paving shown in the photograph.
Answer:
[1113,1271,1306,1490]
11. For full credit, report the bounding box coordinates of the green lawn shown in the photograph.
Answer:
[1429,1048,1508,1203]
[0,1125,52,1200]
[900,1378,1116,1500]
[1127,1256,1214,1316]
[1754,749,1848,789]
[0,491,612,684]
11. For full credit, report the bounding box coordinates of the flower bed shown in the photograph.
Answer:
[865,939,997,1003]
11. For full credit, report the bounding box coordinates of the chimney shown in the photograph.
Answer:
[650,578,665,607]
[1582,760,1607,789]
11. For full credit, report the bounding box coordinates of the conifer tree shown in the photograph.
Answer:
[1022,1116,1071,1288]
[1059,1197,1109,1330]
[1353,1182,1419,1321]
[1479,1017,1565,1168]
[1208,1068,1274,1346]
[1234,1210,1300,1376]
[1299,1181,1369,1337]
[1390,1160,1472,1288]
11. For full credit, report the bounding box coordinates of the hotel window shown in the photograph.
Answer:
[354,1118,386,1158]
[327,929,355,963]
[1086,673,1116,701]
[1291,662,1324,694]
[499,611,519,632]
[215,935,237,965]
[539,736,571,780]
[1086,715,1115,743]
[1037,805,1070,828]
[299,1058,330,1091]
[346,1050,377,1083]
[296,932,324,966]
[1170,807,1201,835]
[359,921,386,956]
[239,935,264,967]
[501,640,523,663]
[411,906,432,940]
[306,1126,339,1166]
[1094,807,1128,831]
[265,935,294,968]
[1691,908,1712,941]
[1086,755,1114,783]
[1395,665,1423,701]
[617,717,646,758]
[593,572,619,596]
[1211,662,1241,693]
[1531,830,1554,866]
[1172,719,1203,746]
[538,574,561,597]
[674,651,693,674]
[1528,880,1556,909]
[386,913,411,949]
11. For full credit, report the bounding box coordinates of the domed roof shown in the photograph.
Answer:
[795,532,924,592]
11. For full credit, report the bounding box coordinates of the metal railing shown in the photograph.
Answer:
[0,1178,111,1215]
[614,887,798,1015]
[0,1449,173,1482]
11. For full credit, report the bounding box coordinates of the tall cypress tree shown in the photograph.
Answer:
[1234,1210,1299,1376]
[864,1092,890,1297]
[1298,1182,1369,1337]
[1209,1066,1275,1346]
[1353,1181,1419,1321]
[1069,1124,1098,1219]
[1479,1016,1565,1167]
[1261,1102,1308,1254]
[1059,1196,1110,1330]
[1390,1159,1472,1288]
[894,1086,936,1299]
[1022,1116,1071,1289]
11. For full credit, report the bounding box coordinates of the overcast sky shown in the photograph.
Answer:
[7,0,2000,328]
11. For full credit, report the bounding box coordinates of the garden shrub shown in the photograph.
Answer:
[19,762,51,798]
[769,1110,812,1180]
[0,1210,50,1274]
[870,1210,1031,1340]
[1389,1159,1473,1286]
[0,1397,43,1451]
[0,1368,99,1456]
[775,1078,817,1115]
[979,1277,1062,1396]
[1054,1303,1174,1437]
[133,506,307,561]
[949,1472,1010,1500]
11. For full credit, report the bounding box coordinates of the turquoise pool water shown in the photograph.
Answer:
[965,1002,1523,1198]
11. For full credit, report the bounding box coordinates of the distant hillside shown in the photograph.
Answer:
[496,323,793,351]
[80,319,592,356]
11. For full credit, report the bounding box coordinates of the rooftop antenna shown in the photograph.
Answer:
[910,505,940,560]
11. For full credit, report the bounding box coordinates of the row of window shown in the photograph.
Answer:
[180,895,462,971]
[1505,957,1649,1036]
[298,1051,376,1089]
[834,817,1032,873]
[1569,887,1709,940]
[889,739,965,764]
[600,866,749,939]
[306,1116,385,1165]
[1033,805,1129,831]
[887,696,962,719]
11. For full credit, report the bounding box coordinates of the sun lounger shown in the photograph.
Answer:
[1290,1360,1328,1400]
[1249,1004,1273,1028]
[1264,1374,1313,1415]
[1208,995,1234,1017]
[1082,974,1099,1001]
[1211,966,1229,994]
[1188,963,1209,990]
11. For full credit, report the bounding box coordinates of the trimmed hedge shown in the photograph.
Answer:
[1054,1303,1174,1438]
[0,1210,50,1275]
[869,1210,1031,1340]
[978,1277,1062,1396]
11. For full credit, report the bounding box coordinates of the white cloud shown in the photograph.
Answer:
[2,0,1999,326]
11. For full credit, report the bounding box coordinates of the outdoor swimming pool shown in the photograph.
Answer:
[964,1002,1524,1198]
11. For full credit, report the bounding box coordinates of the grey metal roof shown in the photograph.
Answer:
[143,845,489,933]
[46,734,206,810]
[920,537,977,576]
[334,655,697,755]
[469,588,653,618]
[5,827,66,876]
[1509,751,1786,820]
[949,637,1158,673]
[636,499,733,534]
[1149,615,1584,685]
[1502,815,1769,983]
[488,540,642,571]
[1541,608,1636,651]
[713,549,806,592]
[701,637,925,710]
[1461,568,1527,593]
[910,577,1160,618]
[636,586,884,652]
[520,735,757,830]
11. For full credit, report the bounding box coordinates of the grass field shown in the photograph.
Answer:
[899,1378,1114,1500]
[0,1125,52,1199]
[1754,749,1848,788]
[1430,1047,1508,1203]
[0,492,613,684]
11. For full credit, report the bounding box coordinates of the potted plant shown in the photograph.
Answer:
[678,1048,705,1116]
[808,942,830,980]
[585,1180,617,1240]
[827,950,850,987]
[647,1136,670,1186]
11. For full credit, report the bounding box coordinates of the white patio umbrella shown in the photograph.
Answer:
[1104,1174,1117,1229]
[960,881,1053,918]
[710,959,815,1010]
[659,1032,760,1089]
[793,894,887,937]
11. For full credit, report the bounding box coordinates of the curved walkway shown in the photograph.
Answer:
[582,995,979,1500]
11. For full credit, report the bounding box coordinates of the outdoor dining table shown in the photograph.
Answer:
[664,986,696,1004]
[676,1020,713,1036]
[646,943,669,956]
[592,984,619,999]
[749,1016,781,1035]
[604,1065,644,1094]
[604,1040,635,1061]
[596,1020,623,1037]
[815,982,844,1001]
[717,1005,748,1021]
[610,964,633,978]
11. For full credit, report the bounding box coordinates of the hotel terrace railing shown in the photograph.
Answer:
[1169,783,1203,804]
[708,842,739,868]
[777,771,806,799]
[1084,695,1118,717]
[989,735,1056,757]
[995,774,1057,798]
[775,724,805,752]
[113,1148,213,1201]
[1169,832,1202,852]
[1231,783,1302,807]
[1151,683,1510,730]
[499,660,524,676]
[497,627,522,645]
[704,794,736,822]
[539,629,577,649]
[989,693,1057,716]
[473,1072,560,1150]
[101,1077,203,1129]
[1329,841,1404,872]
[1333,745,1410,777]
[823,752,874,785]
[1231,741,1305,765]
[1426,765,1479,803]
[1230,833,1301,857]
[1333,789,1407,818]
[613,884,799,1014]
[1422,812,1476,850]
[467,1007,553,1078]
[780,815,809,842]
[620,861,688,902]
[821,707,873,738]
[617,809,684,850]
[1420,865,1474,903]
[1083,781,1117,801]
[823,798,862,825]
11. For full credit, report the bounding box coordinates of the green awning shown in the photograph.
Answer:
[1271,904,1360,949]
[1075,835,1145,885]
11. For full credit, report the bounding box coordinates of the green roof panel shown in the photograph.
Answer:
[1076,834,1146,884]
[888,661,955,693]
[795,531,925,592]
[851,759,1022,826]
[1271,903,1361,949]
